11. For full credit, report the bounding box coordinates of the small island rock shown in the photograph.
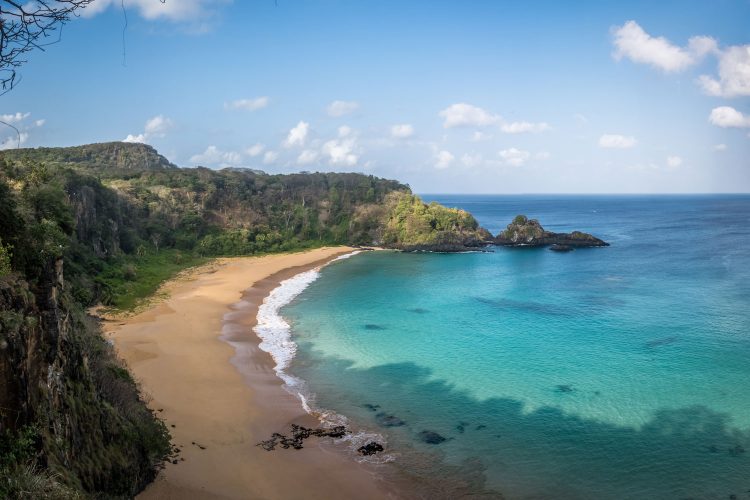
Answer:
[495,215,608,248]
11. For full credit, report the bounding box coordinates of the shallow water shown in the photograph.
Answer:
[281,195,750,499]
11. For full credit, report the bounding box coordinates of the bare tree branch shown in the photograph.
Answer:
[0,0,94,92]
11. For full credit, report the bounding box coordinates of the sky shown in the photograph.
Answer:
[2,0,749,193]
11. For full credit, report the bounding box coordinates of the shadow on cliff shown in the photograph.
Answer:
[298,353,750,500]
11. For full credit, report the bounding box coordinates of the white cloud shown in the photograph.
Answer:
[189,145,242,167]
[83,0,229,22]
[245,143,265,157]
[34,119,46,127]
[123,114,173,144]
[284,121,309,148]
[460,153,483,167]
[322,133,359,167]
[144,114,173,136]
[434,150,455,169]
[338,125,352,138]
[611,20,716,72]
[0,112,30,124]
[327,100,359,117]
[714,143,728,151]
[263,151,279,165]
[500,121,551,134]
[390,124,414,139]
[439,103,499,128]
[599,134,637,149]
[666,155,683,168]
[499,148,530,167]
[224,97,269,111]
[297,149,319,165]
[709,106,750,128]
[0,132,28,150]
[122,134,147,144]
[697,45,750,97]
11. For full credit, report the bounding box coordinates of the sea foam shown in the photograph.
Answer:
[252,251,393,462]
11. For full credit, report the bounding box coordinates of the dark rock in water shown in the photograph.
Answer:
[364,324,386,330]
[495,215,608,248]
[549,244,574,252]
[456,421,468,433]
[475,424,486,431]
[376,412,406,427]
[257,424,348,451]
[408,307,429,314]
[363,403,381,412]
[556,384,574,393]
[418,430,447,444]
[358,442,385,456]
[728,444,745,456]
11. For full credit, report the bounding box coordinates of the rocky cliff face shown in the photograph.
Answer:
[495,215,608,248]
[0,259,170,497]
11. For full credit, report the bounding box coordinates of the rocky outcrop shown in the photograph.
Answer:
[495,215,608,248]
[0,259,170,497]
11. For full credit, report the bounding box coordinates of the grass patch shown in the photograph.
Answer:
[98,249,208,311]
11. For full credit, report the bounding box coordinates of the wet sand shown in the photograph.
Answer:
[101,248,398,499]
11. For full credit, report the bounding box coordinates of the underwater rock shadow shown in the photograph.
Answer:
[303,352,750,499]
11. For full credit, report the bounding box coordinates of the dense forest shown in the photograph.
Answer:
[0,142,490,498]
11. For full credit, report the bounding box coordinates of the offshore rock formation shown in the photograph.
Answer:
[495,215,608,248]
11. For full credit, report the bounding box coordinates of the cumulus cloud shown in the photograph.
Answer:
[284,121,309,148]
[709,106,750,128]
[0,112,30,124]
[714,143,728,151]
[0,132,29,150]
[599,134,637,149]
[322,127,360,167]
[434,150,455,169]
[83,0,229,23]
[0,112,45,150]
[390,124,414,139]
[499,148,530,167]
[224,97,269,111]
[123,114,173,144]
[327,100,359,117]
[611,20,717,72]
[297,149,319,165]
[122,134,147,144]
[245,143,265,156]
[666,155,683,168]
[189,145,242,167]
[263,151,279,165]
[439,103,499,128]
[697,45,750,97]
[501,121,551,134]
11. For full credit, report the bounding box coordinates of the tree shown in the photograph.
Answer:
[0,1,94,93]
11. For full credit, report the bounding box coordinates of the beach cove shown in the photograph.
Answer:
[99,247,397,500]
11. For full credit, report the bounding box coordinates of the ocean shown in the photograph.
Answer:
[260,195,750,499]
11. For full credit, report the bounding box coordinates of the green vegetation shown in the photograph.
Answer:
[379,192,491,250]
[0,142,492,497]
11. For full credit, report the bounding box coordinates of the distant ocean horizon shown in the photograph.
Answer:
[268,194,750,499]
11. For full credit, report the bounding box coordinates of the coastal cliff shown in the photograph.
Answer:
[495,215,608,249]
[0,142,493,495]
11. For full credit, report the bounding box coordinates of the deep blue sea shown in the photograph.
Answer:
[280,195,750,499]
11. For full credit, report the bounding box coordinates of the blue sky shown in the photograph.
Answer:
[2,0,749,193]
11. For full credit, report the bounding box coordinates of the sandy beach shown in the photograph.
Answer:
[100,247,397,500]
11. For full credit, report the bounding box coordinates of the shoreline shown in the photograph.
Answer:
[100,247,400,499]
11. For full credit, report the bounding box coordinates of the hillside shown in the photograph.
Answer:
[0,142,491,497]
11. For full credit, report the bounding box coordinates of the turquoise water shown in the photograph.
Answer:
[282,195,750,499]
